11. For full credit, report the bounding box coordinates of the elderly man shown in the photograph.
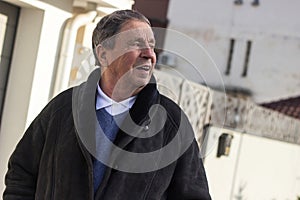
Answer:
[3,10,211,200]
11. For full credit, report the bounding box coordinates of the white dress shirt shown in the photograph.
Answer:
[95,84,137,116]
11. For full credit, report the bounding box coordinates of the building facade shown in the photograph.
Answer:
[161,0,300,103]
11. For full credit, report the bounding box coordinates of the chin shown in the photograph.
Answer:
[134,76,151,88]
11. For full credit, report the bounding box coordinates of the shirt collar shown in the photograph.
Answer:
[96,84,136,116]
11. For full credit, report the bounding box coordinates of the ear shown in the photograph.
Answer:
[96,45,108,67]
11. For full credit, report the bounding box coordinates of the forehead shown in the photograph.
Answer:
[117,20,154,40]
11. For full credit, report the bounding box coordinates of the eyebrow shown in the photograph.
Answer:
[131,37,156,44]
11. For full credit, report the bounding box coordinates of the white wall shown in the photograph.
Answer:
[203,127,241,200]
[204,126,300,200]
[165,0,300,103]
[233,134,300,200]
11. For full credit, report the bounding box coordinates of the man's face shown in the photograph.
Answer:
[100,20,156,93]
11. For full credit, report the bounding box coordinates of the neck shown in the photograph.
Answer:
[100,76,143,102]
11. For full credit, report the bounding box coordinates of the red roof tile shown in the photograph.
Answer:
[261,96,300,120]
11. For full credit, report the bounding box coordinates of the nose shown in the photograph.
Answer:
[140,45,156,63]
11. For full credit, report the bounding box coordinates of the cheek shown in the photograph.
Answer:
[120,52,138,68]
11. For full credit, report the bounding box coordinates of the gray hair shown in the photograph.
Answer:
[92,9,151,66]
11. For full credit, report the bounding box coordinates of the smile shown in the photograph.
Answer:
[136,65,150,71]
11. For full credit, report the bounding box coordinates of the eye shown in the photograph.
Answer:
[127,39,155,49]
[128,40,142,48]
[148,42,155,49]
[135,41,143,47]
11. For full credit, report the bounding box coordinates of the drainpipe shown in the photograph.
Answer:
[53,11,97,96]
